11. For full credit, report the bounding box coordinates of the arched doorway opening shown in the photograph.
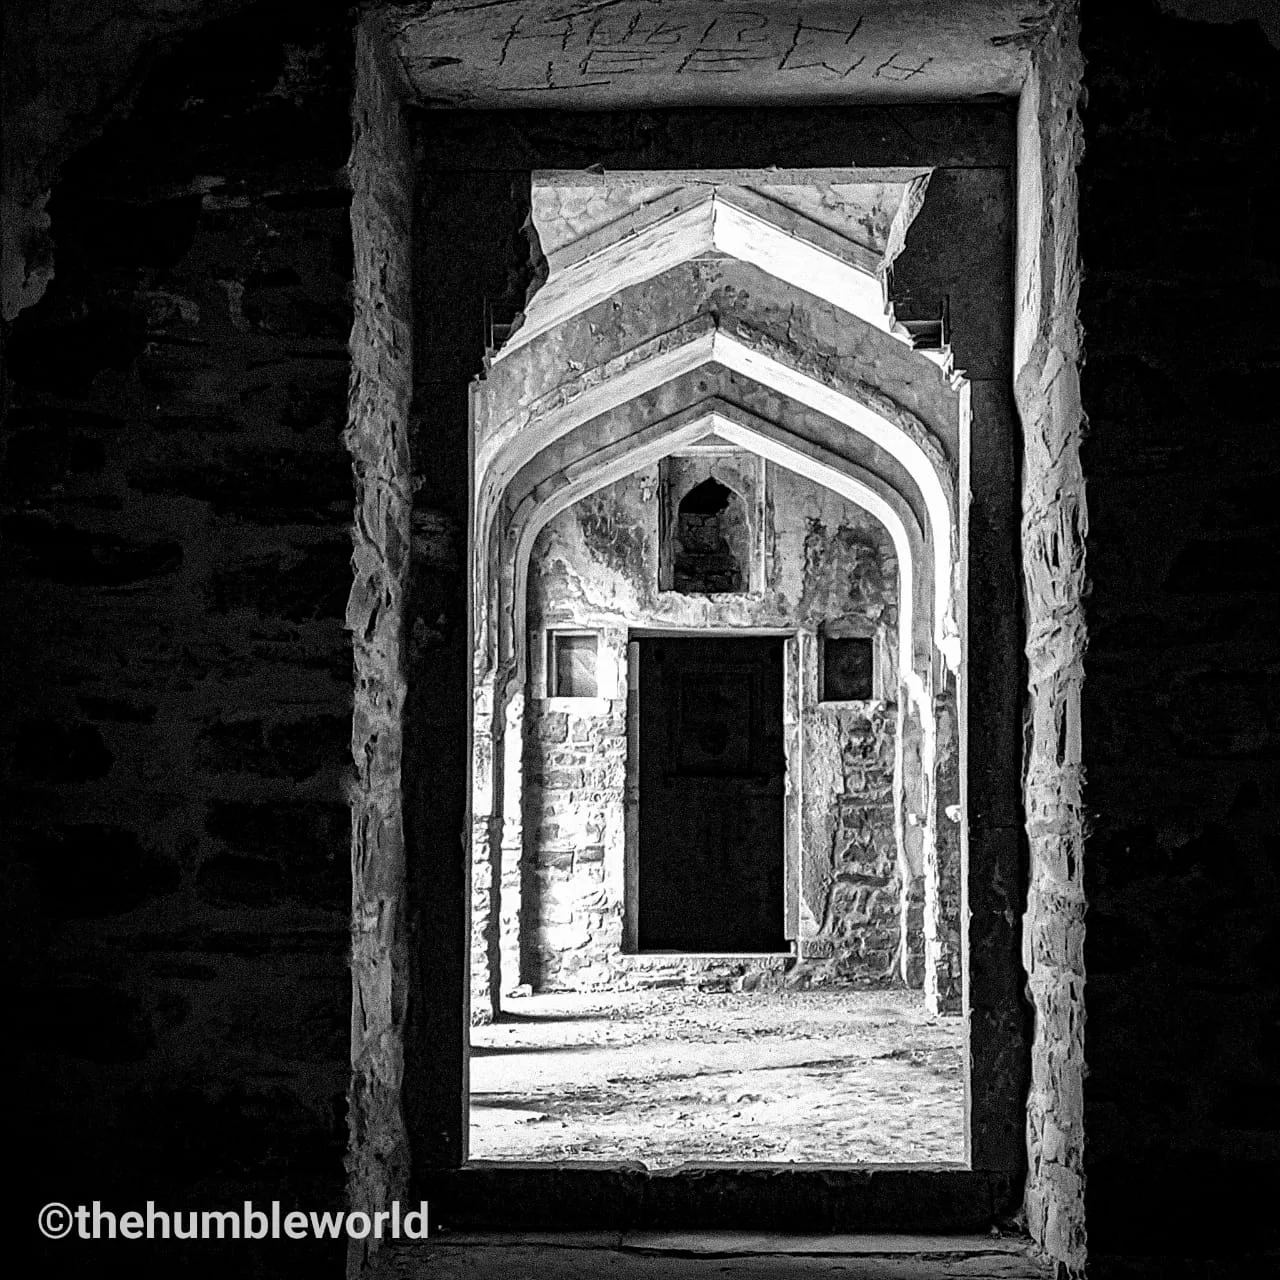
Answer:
[467,168,968,1165]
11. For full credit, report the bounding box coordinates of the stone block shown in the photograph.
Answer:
[535,713,569,743]
[12,822,180,917]
[76,695,158,724]
[127,443,352,525]
[2,513,183,586]
[12,718,114,782]
[196,712,349,780]
[204,799,348,906]
[196,853,285,907]
[15,982,155,1063]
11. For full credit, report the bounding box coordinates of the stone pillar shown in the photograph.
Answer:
[917,696,942,1015]
[469,677,500,1024]
[896,692,926,988]
[498,689,526,995]
[928,684,963,1013]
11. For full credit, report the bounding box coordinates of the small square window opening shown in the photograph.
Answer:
[551,633,599,698]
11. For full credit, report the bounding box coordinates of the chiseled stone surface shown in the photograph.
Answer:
[345,14,416,1247]
[1013,6,1087,1272]
[385,0,1047,109]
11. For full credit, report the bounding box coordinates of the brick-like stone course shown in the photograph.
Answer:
[4,7,355,1270]
[524,696,628,988]
[813,703,902,980]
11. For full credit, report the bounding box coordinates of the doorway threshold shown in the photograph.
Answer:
[361,1231,1051,1278]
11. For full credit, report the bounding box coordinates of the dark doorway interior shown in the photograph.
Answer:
[636,635,788,953]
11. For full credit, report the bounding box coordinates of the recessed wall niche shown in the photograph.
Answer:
[822,634,876,702]
[658,452,765,596]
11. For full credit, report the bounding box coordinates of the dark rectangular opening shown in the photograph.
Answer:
[636,635,787,953]
[822,636,875,702]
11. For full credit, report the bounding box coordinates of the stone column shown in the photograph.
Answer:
[498,688,526,995]
[926,683,963,1014]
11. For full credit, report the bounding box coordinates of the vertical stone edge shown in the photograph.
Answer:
[1014,4,1088,1275]
[345,15,415,1276]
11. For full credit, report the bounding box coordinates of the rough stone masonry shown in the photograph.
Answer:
[6,3,1280,1279]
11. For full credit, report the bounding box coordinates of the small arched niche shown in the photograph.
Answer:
[659,454,762,596]
[674,477,745,593]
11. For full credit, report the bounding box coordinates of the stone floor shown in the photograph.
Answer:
[470,987,965,1165]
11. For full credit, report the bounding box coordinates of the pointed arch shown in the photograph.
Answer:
[500,403,926,707]
[496,185,920,358]
[476,331,958,668]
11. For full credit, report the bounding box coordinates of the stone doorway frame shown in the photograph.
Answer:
[346,11,1086,1272]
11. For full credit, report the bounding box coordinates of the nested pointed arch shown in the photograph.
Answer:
[495,399,929,703]
[474,328,960,668]
[495,182,935,360]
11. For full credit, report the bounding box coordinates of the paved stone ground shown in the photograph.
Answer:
[470,987,965,1165]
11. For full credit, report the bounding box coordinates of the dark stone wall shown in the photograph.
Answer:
[1079,1,1280,1268]
[4,0,1279,1272]
[3,3,354,1275]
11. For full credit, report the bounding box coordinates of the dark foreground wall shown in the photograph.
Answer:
[3,1,1279,1276]
[1079,2,1280,1270]
[3,3,355,1276]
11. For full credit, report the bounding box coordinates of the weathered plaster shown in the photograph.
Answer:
[522,463,914,987]
[507,403,928,698]
[469,167,969,1061]
[476,326,961,674]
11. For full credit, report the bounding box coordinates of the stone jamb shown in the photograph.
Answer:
[1013,4,1088,1273]
[345,15,416,1275]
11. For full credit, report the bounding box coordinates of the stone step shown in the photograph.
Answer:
[362,1232,1052,1279]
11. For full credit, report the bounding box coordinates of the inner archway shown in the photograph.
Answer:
[466,167,969,1167]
